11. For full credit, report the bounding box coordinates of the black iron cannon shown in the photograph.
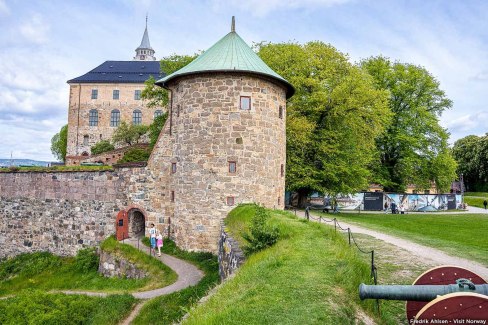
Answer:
[358,265,488,321]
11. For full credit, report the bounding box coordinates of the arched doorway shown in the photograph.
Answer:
[128,209,145,238]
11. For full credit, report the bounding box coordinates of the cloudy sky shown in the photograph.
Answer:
[1,0,487,161]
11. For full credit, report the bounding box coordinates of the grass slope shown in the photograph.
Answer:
[0,291,136,325]
[327,212,488,265]
[131,239,219,325]
[183,205,384,324]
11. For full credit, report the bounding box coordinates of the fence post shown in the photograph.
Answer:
[306,207,310,221]
[319,216,322,223]
[371,250,376,284]
[294,207,297,216]
[348,228,351,245]
[334,218,336,232]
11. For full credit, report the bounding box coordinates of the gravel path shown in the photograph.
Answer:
[298,210,488,280]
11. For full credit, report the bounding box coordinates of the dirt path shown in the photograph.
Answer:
[299,211,488,280]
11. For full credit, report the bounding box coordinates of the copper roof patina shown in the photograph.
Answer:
[156,17,294,98]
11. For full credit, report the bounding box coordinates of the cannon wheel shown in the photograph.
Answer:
[415,292,488,321]
[406,265,487,321]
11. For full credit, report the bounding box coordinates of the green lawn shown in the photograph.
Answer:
[465,192,488,197]
[0,291,136,325]
[0,237,177,296]
[322,212,488,265]
[464,196,488,208]
[182,204,395,324]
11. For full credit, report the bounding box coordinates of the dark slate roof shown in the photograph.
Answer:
[67,61,163,84]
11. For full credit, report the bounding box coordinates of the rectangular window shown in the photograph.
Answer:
[83,135,89,146]
[229,161,236,173]
[240,96,251,110]
[171,191,175,202]
[226,196,235,206]
[91,89,98,99]
[134,90,141,100]
[132,110,142,125]
[281,164,284,177]
[110,110,120,127]
[89,109,98,126]
[113,90,119,100]
[171,162,177,174]
[279,106,283,119]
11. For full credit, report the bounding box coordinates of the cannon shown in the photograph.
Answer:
[359,266,488,321]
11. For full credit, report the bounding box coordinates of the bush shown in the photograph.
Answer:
[118,148,151,163]
[74,247,99,273]
[149,113,168,148]
[0,252,61,281]
[91,140,115,155]
[242,204,280,255]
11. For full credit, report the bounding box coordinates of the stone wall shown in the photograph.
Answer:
[218,221,245,280]
[149,73,287,252]
[0,168,151,257]
[98,249,147,279]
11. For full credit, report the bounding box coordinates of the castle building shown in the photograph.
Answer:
[65,20,163,165]
[144,17,295,252]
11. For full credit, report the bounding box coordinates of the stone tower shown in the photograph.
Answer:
[134,16,156,61]
[148,17,294,252]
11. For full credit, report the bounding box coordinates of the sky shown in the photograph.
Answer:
[1,0,488,161]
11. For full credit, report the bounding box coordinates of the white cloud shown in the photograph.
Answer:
[0,0,9,16]
[446,111,488,133]
[19,14,50,44]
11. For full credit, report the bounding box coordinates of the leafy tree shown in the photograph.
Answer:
[141,54,198,108]
[90,140,115,155]
[148,113,168,148]
[453,134,488,192]
[118,147,151,163]
[257,42,391,202]
[112,122,149,146]
[361,56,457,192]
[51,124,68,162]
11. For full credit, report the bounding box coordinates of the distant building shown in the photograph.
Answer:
[65,20,163,165]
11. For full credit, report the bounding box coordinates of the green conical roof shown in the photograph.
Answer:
[156,20,294,98]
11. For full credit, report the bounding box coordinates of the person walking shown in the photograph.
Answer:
[156,231,163,257]
[484,199,487,210]
[149,223,157,255]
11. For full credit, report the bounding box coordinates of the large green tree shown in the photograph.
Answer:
[258,42,391,200]
[51,124,68,162]
[112,122,148,146]
[361,56,456,192]
[452,134,488,192]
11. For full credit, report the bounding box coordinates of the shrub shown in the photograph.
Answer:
[74,247,99,273]
[112,122,149,146]
[149,113,168,148]
[91,140,115,155]
[242,204,280,255]
[118,147,151,163]
[0,252,61,281]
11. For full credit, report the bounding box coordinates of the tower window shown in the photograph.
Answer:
[110,109,120,127]
[133,109,142,125]
[171,162,176,174]
[113,90,119,100]
[279,106,283,119]
[240,96,251,110]
[281,164,284,177]
[154,110,163,118]
[134,90,141,100]
[89,109,98,126]
[229,161,236,173]
[91,89,98,100]
[177,104,180,117]
[227,196,235,206]
[170,191,175,202]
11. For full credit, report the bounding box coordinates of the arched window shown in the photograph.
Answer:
[110,109,120,127]
[133,109,142,125]
[89,109,98,126]
[154,110,163,118]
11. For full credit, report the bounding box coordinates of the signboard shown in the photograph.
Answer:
[363,192,383,211]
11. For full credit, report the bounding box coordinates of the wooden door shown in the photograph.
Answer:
[115,210,128,241]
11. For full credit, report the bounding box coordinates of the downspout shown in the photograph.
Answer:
[169,89,173,136]
[76,83,81,155]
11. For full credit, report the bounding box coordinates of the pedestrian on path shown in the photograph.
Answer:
[156,231,163,257]
[484,199,487,210]
[149,223,157,254]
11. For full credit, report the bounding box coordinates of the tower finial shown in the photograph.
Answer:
[146,14,148,29]
[231,16,235,32]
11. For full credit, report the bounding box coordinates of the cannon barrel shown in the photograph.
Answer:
[359,283,488,301]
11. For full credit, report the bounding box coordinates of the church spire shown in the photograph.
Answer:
[134,15,156,61]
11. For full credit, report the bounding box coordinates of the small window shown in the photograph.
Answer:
[424,190,430,194]
[154,110,163,118]
[171,162,176,174]
[89,109,98,126]
[83,135,89,146]
[113,90,119,100]
[281,164,284,177]
[170,191,175,202]
[177,105,180,117]
[134,90,141,100]
[118,219,123,226]
[227,196,235,206]
[133,109,142,125]
[229,161,236,173]
[240,96,251,110]
[279,106,283,119]
[91,89,98,99]
[110,109,120,127]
